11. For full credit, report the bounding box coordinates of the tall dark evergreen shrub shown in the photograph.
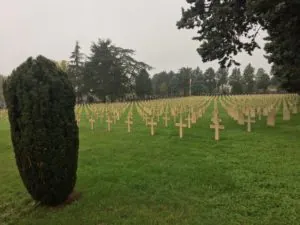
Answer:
[3,56,79,206]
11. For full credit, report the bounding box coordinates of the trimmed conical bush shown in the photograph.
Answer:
[3,55,79,206]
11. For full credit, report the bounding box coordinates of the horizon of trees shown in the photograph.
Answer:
[0,39,282,105]
[151,64,279,98]
[62,39,280,102]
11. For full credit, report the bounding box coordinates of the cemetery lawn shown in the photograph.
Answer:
[0,104,300,225]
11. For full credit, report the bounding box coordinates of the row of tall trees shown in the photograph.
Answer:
[56,39,279,102]
[1,41,276,105]
[64,40,275,102]
[152,64,277,97]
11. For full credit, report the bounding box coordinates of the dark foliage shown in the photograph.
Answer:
[3,56,79,206]
[177,0,300,93]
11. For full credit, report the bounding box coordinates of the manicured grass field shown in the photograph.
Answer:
[1,102,300,225]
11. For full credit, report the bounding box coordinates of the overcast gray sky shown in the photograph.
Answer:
[0,0,271,76]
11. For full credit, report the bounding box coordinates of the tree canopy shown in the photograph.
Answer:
[229,68,243,94]
[177,0,300,93]
[135,69,152,99]
[61,38,276,101]
[243,63,255,93]
[256,68,270,92]
[68,41,85,102]
[67,39,151,102]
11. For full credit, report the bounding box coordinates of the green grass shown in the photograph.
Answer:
[1,102,300,225]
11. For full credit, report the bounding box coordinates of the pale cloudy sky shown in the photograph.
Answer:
[0,0,271,76]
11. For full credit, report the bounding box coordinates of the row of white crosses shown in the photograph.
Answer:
[221,95,274,129]
[282,94,299,120]
[220,94,299,131]
[76,102,130,131]
[103,103,130,132]
[175,112,186,139]
[220,97,257,131]
[210,99,225,140]
[125,103,134,133]
[174,99,212,138]
[136,102,158,136]
[73,94,299,139]
[136,97,213,138]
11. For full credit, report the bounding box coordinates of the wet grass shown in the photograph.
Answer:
[0,101,299,225]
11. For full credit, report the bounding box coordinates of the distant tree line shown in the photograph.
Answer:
[0,38,279,105]
[151,64,280,97]
[59,39,278,103]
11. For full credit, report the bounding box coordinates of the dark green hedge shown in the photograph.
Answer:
[3,56,79,206]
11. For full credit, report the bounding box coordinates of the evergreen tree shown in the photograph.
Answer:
[135,69,152,98]
[191,67,206,95]
[255,68,270,92]
[159,82,168,96]
[243,64,255,93]
[151,71,172,96]
[152,67,212,97]
[84,39,151,101]
[167,71,176,96]
[3,56,79,206]
[203,67,216,94]
[68,41,85,102]
[229,68,243,94]
[169,73,180,96]
[216,67,229,93]
[178,67,193,96]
